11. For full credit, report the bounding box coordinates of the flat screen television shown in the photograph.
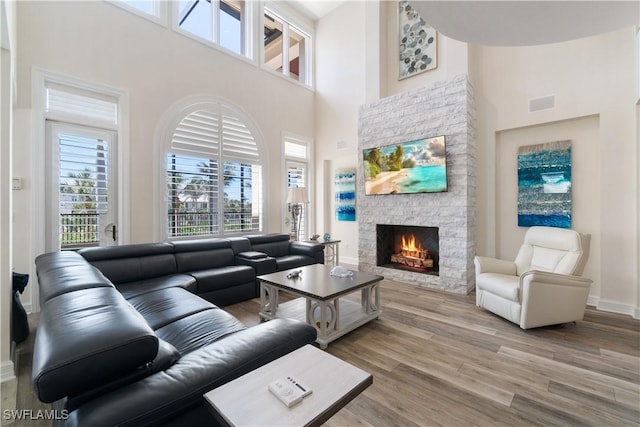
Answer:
[363,135,447,195]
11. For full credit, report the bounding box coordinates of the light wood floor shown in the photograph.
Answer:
[227,280,640,427]
[9,279,640,427]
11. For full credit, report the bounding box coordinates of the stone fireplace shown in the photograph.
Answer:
[357,75,476,294]
[376,225,439,275]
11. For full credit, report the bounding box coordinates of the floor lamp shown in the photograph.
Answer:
[286,187,309,241]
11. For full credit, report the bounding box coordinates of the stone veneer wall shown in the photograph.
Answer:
[357,75,476,294]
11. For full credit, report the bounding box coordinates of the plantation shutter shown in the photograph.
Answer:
[46,82,118,127]
[167,104,263,237]
[171,110,220,156]
[221,113,259,162]
[58,133,110,215]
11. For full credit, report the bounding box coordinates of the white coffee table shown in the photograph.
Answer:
[258,264,383,349]
[204,344,372,427]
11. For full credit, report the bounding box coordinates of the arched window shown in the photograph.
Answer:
[164,101,264,238]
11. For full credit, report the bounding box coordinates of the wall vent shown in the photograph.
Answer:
[529,95,555,112]
[336,140,348,150]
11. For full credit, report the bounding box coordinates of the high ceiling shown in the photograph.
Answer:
[289,1,639,46]
[412,1,640,46]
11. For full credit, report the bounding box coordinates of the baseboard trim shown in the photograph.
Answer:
[340,256,359,266]
[0,360,16,383]
[588,296,640,319]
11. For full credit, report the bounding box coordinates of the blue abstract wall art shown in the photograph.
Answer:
[517,140,572,228]
[335,168,356,221]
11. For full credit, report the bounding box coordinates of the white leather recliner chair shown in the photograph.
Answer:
[474,226,592,329]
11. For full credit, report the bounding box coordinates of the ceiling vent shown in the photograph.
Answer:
[529,95,555,113]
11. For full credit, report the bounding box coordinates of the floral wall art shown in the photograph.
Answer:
[398,0,437,79]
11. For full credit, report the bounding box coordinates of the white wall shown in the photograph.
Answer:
[12,1,315,308]
[1,0,17,382]
[474,27,639,316]
[314,1,367,264]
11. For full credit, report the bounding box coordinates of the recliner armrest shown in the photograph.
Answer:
[520,270,593,290]
[474,256,516,276]
[519,270,593,329]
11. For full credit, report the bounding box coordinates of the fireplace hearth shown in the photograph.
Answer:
[376,225,439,276]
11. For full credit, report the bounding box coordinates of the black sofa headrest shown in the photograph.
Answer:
[32,287,159,403]
[35,252,114,304]
[246,233,290,245]
[78,242,174,261]
[79,243,178,285]
[171,238,232,252]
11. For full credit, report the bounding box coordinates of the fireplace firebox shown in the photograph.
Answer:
[376,225,439,276]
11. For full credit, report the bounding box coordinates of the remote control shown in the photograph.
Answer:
[268,379,304,407]
[285,376,312,398]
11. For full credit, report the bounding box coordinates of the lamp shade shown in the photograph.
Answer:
[286,187,309,204]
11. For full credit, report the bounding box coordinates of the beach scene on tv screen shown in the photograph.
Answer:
[363,136,447,195]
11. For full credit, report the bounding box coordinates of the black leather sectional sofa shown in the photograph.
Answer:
[32,234,323,426]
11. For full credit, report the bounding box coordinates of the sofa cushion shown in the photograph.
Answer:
[127,287,215,330]
[476,273,520,301]
[32,287,159,403]
[155,309,246,355]
[189,265,255,294]
[117,274,197,300]
[79,243,178,284]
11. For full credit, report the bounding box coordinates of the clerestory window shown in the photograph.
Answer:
[177,0,251,57]
[263,7,312,86]
[166,103,264,238]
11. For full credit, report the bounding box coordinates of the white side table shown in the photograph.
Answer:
[307,240,340,266]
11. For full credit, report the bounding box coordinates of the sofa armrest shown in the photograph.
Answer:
[290,241,324,264]
[474,256,516,276]
[236,254,277,275]
[63,319,317,427]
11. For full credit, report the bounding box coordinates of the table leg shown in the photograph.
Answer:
[259,283,279,319]
[361,283,380,315]
[308,299,337,349]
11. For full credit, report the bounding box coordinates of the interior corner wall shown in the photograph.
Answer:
[1,0,16,382]
[475,27,639,317]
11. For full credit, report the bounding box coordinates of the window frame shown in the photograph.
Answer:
[172,0,256,63]
[107,0,169,27]
[158,97,267,241]
[262,4,314,88]
[282,132,313,239]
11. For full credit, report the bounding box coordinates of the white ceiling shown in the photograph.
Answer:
[411,1,640,46]
[289,1,639,47]
[285,0,345,21]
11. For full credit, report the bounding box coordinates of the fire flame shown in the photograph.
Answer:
[401,234,422,253]
[399,233,429,260]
